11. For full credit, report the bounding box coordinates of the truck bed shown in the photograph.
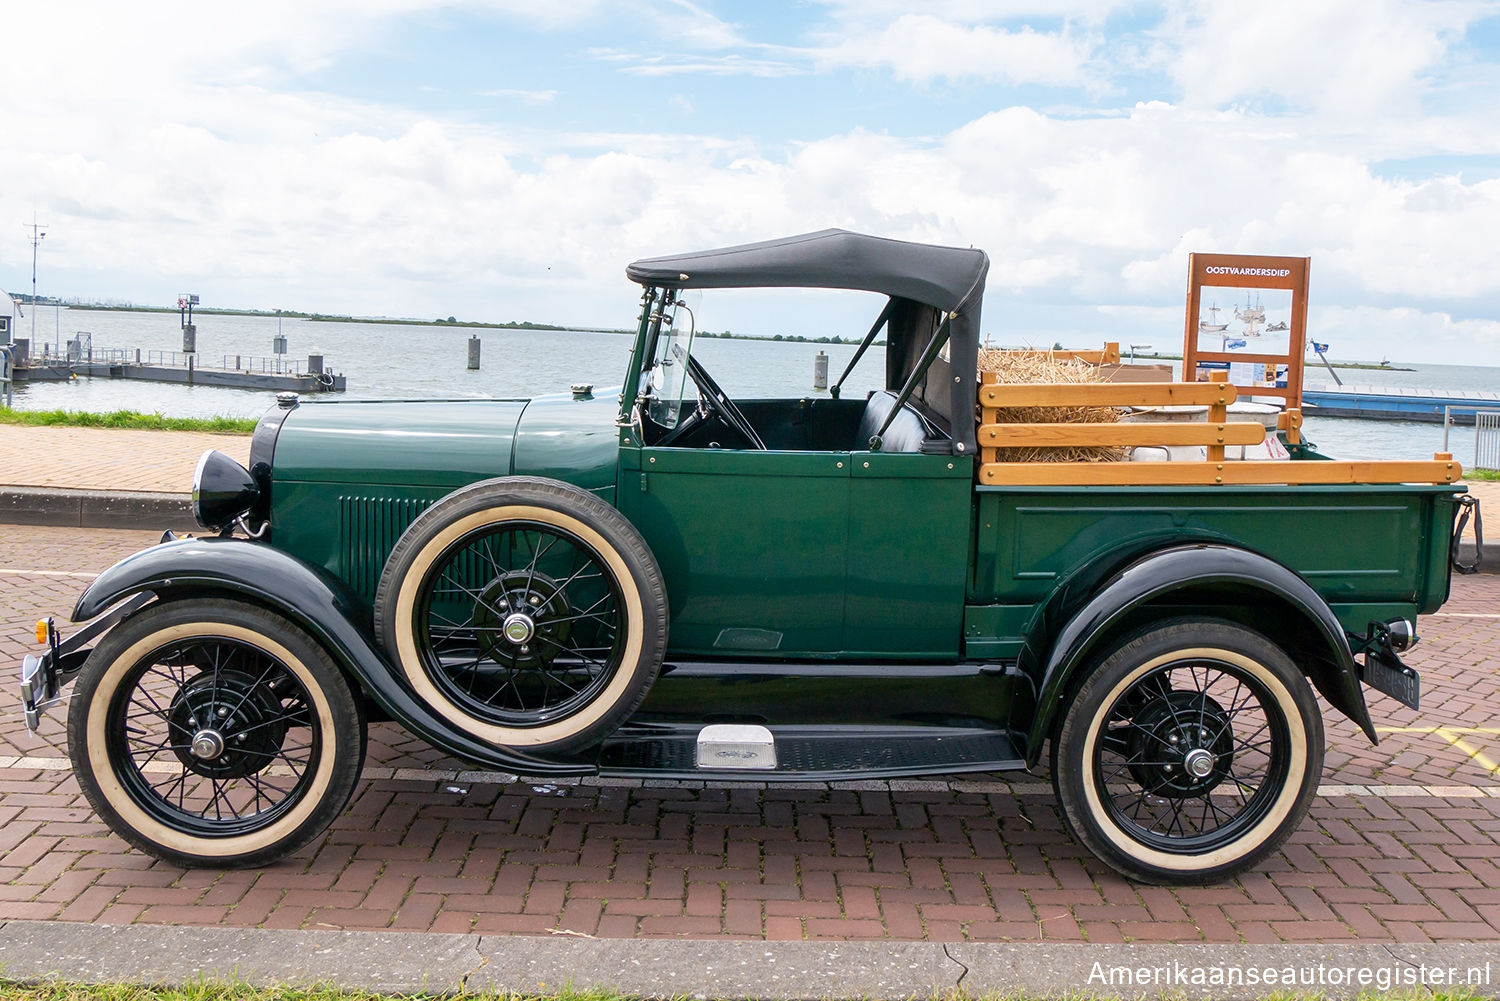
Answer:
[964,481,1460,660]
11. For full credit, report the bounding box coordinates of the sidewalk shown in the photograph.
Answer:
[0,424,251,492]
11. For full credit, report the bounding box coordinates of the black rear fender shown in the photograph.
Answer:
[73,537,590,775]
[1020,543,1373,766]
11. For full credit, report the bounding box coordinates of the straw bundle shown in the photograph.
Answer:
[977,349,1126,463]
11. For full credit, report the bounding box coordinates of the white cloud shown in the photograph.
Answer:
[811,14,1098,86]
[1151,0,1481,115]
[596,52,803,77]
[481,89,559,104]
[809,0,1127,24]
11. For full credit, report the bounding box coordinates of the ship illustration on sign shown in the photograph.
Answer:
[1199,302,1229,334]
[1235,294,1267,337]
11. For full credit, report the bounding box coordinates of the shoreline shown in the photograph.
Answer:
[31,304,867,347]
[1127,352,1417,372]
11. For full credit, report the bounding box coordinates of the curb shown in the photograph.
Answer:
[2,921,1500,998]
[1457,540,1495,574]
[0,486,195,530]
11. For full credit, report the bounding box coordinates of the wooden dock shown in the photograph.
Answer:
[1302,384,1500,423]
[10,350,344,393]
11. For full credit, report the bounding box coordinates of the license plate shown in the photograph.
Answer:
[1364,649,1420,710]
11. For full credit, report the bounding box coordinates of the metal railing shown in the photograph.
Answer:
[1443,405,1500,472]
[1,345,12,408]
[220,353,298,374]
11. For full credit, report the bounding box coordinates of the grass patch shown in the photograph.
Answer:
[1464,468,1500,481]
[0,408,256,434]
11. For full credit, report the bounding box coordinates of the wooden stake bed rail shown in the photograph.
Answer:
[979,459,1462,486]
[980,423,1265,449]
[978,373,1462,486]
[979,381,1236,409]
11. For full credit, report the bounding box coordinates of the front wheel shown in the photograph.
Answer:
[67,599,366,868]
[1052,618,1323,885]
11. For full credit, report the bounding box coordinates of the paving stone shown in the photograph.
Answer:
[2,523,1500,947]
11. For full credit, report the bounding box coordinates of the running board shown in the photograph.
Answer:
[597,724,1024,781]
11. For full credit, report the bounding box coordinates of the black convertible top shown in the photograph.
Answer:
[626,229,989,456]
[625,229,988,312]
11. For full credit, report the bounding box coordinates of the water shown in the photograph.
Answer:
[9,308,1500,463]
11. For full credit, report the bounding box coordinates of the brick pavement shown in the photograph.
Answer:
[2,524,1500,943]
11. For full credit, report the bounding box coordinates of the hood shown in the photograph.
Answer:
[271,398,530,488]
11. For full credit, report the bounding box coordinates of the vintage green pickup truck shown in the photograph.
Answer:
[21,230,1471,884]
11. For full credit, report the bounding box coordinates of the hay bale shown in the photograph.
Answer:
[978,349,1126,463]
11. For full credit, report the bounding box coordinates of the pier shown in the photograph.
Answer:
[6,342,345,393]
[1302,384,1500,423]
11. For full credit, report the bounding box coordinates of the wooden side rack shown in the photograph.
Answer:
[978,372,1463,487]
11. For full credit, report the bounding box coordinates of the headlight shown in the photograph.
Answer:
[192,449,261,532]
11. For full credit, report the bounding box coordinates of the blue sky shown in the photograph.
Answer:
[3,0,1500,364]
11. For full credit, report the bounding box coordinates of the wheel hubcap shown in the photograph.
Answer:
[190,729,226,761]
[1183,747,1216,779]
[470,570,572,669]
[1124,689,1236,798]
[166,668,291,780]
[502,612,536,645]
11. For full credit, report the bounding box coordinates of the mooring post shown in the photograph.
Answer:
[468,335,481,370]
[187,354,195,385]
[813,350,828,390]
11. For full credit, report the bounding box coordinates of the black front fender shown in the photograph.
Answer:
[74,537,591,776]
[1022,542,1373,765]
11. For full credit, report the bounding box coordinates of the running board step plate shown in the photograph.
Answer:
[598,725,1023,782]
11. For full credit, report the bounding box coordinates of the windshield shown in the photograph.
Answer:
[646,290,699,428]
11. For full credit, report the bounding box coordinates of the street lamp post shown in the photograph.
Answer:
[25,218,46,346]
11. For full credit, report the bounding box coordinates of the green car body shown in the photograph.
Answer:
[25,229,1468,882]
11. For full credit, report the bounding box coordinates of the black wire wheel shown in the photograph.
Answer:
[66,599,366,868]
[1052,618,1323,885]
[374,477,668,753]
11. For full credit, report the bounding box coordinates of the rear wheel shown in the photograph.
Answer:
[67,599,366,868]
[374,477,668,753]
[1052,618,1322,884]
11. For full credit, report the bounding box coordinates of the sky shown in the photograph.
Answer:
[3,0,1500,364]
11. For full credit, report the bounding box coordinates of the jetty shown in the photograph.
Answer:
[6,342,344,393]
[1302,384,1500,423]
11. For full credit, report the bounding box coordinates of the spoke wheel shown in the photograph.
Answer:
[415,523,626,727]
[1052,618,1322,885]
[68,600,365,868]
[375,477,667,753]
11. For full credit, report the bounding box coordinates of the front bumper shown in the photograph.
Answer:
[18,593,152,732]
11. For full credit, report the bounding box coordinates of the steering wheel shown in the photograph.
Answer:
[656,355,766,450]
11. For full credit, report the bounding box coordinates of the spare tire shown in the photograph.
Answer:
[374,477,667,753]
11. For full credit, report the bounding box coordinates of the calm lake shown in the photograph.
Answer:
[8,307,1499,463]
